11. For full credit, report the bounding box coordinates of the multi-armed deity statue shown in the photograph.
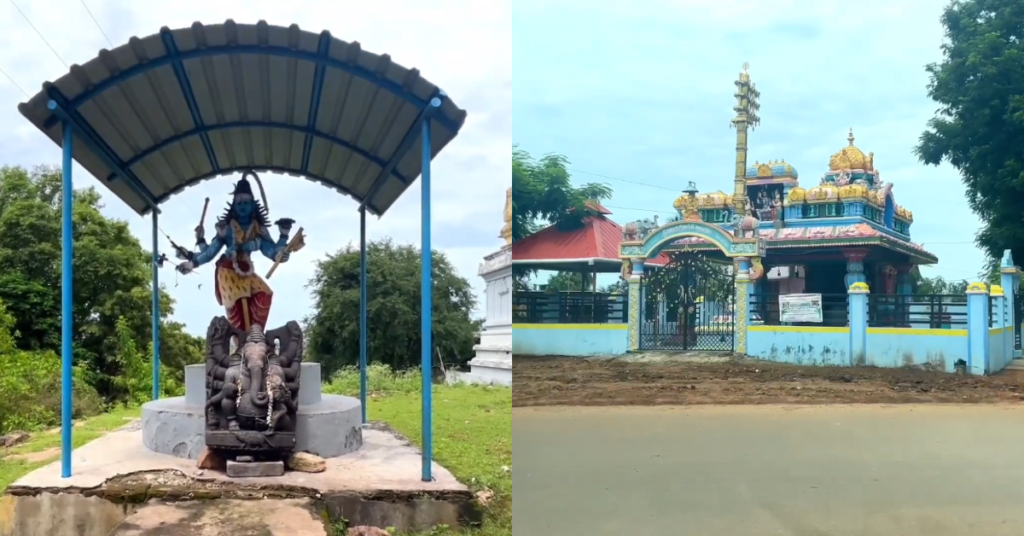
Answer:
[175,170,307,459]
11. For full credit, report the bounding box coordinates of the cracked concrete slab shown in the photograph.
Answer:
[9,424,464,494]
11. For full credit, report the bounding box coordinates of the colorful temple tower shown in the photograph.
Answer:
[689,126,936,302]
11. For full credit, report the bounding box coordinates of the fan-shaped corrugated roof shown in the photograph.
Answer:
[17,20,467,216]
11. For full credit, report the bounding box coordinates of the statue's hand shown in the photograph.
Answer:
[194,225,205,243]
[177,260,195,274]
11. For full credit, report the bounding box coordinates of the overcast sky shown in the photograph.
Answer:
[513,0,986,285]
[0,0,510,335]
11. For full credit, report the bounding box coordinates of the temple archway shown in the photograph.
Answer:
[620,220,764,355]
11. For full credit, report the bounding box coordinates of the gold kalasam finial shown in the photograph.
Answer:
[500,187,512,245]
[848,128,855,146]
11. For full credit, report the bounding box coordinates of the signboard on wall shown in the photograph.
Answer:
[779,293,823,323]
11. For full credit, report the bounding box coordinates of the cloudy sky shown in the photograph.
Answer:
[0,0,510,335]
[513,0,986,285]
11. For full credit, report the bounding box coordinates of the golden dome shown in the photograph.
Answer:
[696,191,730,207]
[828,128,874,171]
[896,206,914,222]
[806,183,839,203]
[838,183,869,200]
[787,186,806,203]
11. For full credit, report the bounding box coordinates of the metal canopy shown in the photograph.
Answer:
[18,19,467,216]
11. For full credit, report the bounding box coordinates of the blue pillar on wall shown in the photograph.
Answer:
[991,285,1009,372]
[848,282,869,366]
[999,249,1021,358]
[966,282,990,375]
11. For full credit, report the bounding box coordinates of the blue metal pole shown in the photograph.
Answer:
[420,119,433,482]
[359,206,368,424]
[151,212,161,400]
[60,122,74,479]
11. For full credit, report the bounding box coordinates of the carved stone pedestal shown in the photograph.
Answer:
[141,361,362,461]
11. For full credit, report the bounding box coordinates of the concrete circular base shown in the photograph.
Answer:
[142,363,363,460]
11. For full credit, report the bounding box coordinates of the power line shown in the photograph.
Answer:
[569,168,679,192]
[8,0,69,68]
[0,64,29,98]
[78,0,113,48]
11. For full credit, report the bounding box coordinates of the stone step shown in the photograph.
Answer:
[108,499,327,535]
[1004,359,1024,371]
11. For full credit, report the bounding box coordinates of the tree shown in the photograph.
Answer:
[915,0,1024,265]
[305,238,481,378]
[511,148,613,240]
[511,147,614,290]
[0,165,204,403]
[544,271,584,291]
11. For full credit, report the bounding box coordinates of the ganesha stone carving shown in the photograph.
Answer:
[204,317,304,457]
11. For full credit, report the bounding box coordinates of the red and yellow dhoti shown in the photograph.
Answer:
[214,257,273,331]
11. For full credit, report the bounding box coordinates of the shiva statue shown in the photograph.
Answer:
[177,170,304,332]
[182,170,306,460]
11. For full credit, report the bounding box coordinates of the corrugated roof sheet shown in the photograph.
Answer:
[18,20,467,216]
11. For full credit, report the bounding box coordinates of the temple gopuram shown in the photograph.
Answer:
[680,128,935,300]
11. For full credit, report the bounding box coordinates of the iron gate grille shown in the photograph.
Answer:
[639,252,736,351]
[1016,287,1023,351]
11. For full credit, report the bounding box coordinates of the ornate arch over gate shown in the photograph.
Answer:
[619,220,762,259]
[620,220,764,355]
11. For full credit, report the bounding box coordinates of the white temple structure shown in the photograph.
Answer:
[456,188,513,386]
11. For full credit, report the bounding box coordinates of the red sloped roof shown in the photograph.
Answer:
[512,205,668,266]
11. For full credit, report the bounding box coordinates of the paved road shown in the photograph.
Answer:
[514,405,1024,535]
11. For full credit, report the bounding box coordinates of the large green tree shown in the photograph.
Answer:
[305,238,481,378]
[915,0,1024,264]
[0,165,203,402]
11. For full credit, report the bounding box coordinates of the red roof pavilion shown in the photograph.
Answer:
[512,203,668,272]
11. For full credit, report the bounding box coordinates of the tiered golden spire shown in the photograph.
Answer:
[730,62,760,215]
[828,128,874,171]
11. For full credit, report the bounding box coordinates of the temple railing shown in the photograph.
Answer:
[750,293,850,327]
[867,294,967,329]
[513,291,628,324]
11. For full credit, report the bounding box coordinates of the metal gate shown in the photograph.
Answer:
[1015,287,1023,351]
[639,252,736,351]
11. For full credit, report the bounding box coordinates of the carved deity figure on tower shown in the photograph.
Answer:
[500,187,512,245]
[177,171,305,332]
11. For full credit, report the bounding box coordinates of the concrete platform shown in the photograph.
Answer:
[0,424,476,536]
[142,363,362,459]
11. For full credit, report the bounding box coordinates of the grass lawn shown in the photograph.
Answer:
[0,405,140,493]
[0,366,511,536]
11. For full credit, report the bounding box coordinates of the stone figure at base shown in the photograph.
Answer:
[204,317,304,457]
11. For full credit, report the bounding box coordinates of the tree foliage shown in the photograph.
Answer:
[915,0,1024,263]
[511,147,614,290]
[305,238,481,378]
[511,147,613,240]
[0,165,203,409]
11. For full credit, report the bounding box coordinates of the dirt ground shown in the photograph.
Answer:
[512,355,1024,407]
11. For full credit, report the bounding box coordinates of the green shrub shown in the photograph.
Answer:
[0,349,105,433]
[324,363,423,397]
[110,317,182,405]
